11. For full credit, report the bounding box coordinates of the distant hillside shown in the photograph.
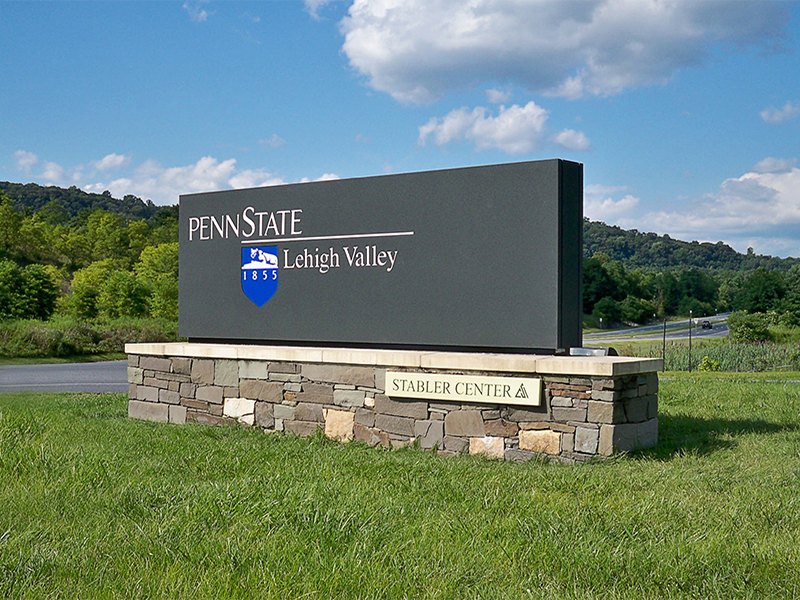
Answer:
[0,181,163,221]
[3,181,797,272]
[584,219,799,272]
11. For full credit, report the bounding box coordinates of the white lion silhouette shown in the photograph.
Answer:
[242,248,278,269]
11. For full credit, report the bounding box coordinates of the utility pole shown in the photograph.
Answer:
[688,309,693,372]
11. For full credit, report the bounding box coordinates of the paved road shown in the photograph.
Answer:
[0,360,128,393]
[585,313,730,344]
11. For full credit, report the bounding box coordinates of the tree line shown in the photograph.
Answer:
[584,219,799,272]
[0,191,177,321]
[584,251,800,331]
[2,183,799,330]
[0,181,160,221]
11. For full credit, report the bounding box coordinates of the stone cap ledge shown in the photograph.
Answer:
[125,343,662,377]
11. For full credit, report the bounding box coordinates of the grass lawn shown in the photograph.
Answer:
[2,376,800,599]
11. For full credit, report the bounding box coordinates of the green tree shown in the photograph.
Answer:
[68,259,152,319]
[59,228,93,270]
[0,194,21,259]
[601,259,631,298]
[66,259,116,319]
[592,296,621,326]
[782,265,800,319]
[619,296,656,324]
[715,273,740,312]
[21,264,59,319]
[135,242,178,319]
[653,271,680,316]
[734,268,785,313]
[16,214,58,264]
[86,210,129,262]
[39,199,69,225]
[98,270,149,317]
[727,311,771,342]
[126,219,150,265]
[678,269,718,307]
[148,205,179,245]
[0,260,59,320]
[0,260,26,319]
[583,257,618,313]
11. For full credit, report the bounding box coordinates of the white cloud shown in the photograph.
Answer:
[486,89,512,104]
[19,152,335,205]
[298,173,341,183]
[633,160,800,257]
[585,184,628,197]
[552,128,591,152]
[13,150,38,173]
[92,153,130,172]
[84,178,133,199]
[304,0,334,20]
[41,161,67,186]
[114,156,239,203]
[316,172,340,181]
[259,134,286,149]
[339,0,787,103]
[752,157,796,174]
[229,169,286,189]
[418,102,549,154]
[183,1,210,23]
[584,184,639,222]
[760,101,800,124]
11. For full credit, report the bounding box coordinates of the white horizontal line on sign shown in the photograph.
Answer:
[243,231,415,245]
[386,371,542,407]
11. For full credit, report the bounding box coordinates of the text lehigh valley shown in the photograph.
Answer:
[283,245,398,273]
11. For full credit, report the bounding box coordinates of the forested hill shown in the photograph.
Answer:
[584,219,799,272]
[0,181,161,221]
[3,180,798,272]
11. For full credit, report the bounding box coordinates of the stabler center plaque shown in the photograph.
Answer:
[179,159,583,353]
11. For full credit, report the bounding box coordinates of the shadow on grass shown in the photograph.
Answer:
[637,414,797,460]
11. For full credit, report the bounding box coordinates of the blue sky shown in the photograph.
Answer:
[2,0,800,257]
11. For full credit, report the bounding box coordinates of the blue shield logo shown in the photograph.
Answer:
[241,246,279,307]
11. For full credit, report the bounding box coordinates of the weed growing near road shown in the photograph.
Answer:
[613,339,800,372]
[2,377,800,599]
[0,316,179,358]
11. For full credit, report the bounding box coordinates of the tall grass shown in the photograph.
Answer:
[2,376,800,599]
[614,339,800,372]
[0,316,179,358]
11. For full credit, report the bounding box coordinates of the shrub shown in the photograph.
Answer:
[592,296,621,326]
[619,295,656,324]
[698,356,721,372]
[97,270,149,318]
[65,260,152,319]
[727,311,771,342]
[135,242,178,320]
[0,260,60,321]
[0,317,180,358]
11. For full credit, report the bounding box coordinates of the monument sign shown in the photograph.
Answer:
[179,159,583,353]
[130,158,661,462]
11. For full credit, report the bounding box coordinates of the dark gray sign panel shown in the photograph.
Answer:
[179,159,582,352]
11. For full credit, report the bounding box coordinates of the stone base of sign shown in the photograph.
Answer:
[125,343,661,463]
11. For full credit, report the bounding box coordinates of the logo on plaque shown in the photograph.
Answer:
[241,246,278,307]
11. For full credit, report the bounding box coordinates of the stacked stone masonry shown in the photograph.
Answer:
[127,346,659,463]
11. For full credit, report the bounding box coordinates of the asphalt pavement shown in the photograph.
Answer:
[0,316,731,393]
[584,314,730,344]
[0,360,129,393]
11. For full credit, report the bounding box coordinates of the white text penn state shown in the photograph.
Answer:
[188,206,302,241]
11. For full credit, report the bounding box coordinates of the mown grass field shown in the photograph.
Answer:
[2,375,800,599]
